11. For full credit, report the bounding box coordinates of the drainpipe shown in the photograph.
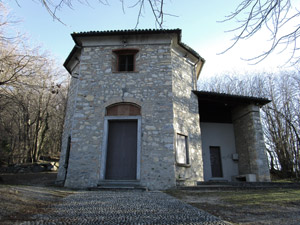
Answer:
[193,59,200,90]
[193,58,205,90]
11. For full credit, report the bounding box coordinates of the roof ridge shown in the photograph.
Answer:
[72,28,181,35]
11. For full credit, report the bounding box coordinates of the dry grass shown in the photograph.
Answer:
[166,189,300,224]
[0,172,74,224]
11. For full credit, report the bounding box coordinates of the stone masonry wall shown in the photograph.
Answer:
[56,64,80,184]
[232,104,271,181]
[171,50,203,185]
[61,38,177,189]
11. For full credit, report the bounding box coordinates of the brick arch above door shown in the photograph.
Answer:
[106,102,141,116]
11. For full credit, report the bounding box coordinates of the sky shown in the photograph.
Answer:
[4,0,299,81]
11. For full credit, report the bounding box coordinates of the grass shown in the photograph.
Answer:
[166,189,300,206]
[0,184,74,224]
[221,189,300,206]
[166,188,300,224]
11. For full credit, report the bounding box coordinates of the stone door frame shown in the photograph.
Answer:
[99,116,142,181]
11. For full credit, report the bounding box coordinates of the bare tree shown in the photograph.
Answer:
[0,46,41,86]
[0,3,69,164]
[0,54,68,163]
[22,0,166,27]
[0,3,37,87]
[222,0,300,64]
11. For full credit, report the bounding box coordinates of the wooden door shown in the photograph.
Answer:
[210,146,223,177]
[105,120,137,180]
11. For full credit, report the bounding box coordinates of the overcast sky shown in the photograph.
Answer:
[5,0,299,80]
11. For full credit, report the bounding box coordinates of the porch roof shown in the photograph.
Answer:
[193,91,271,107]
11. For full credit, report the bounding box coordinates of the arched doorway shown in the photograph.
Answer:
[100,103,141,181]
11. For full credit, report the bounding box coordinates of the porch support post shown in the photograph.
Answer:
[232,104,271,181]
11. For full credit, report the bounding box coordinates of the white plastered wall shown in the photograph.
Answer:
[201,122,239,181]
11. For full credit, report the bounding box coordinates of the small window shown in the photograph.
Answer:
[119,54,134,71]
[113,49,138,72]
[176,134,189,165]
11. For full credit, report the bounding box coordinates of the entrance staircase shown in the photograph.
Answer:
[177,181,300,191]
[90,180,148,191]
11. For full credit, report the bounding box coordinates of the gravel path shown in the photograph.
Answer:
[21,190,228,225]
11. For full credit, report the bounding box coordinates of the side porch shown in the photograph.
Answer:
[193,91,271,183]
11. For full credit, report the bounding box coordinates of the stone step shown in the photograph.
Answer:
[197,181,231,186]
[197,181,300,187]
[177,182,300,191]
[91,186,148,191]
[178,185,288,191]
[93,180,148,191]
[98,180,141,186]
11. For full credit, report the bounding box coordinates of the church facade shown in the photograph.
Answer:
[56,29,270,190]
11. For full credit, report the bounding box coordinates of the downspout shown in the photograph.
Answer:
[193,58,205,90]
[193,59,200,91]
[192,58,205,149]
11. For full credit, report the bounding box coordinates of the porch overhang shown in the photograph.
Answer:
[193,91,271,107]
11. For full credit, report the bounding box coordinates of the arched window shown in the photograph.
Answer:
[106,103,141,116]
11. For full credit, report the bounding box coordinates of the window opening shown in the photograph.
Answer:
[113,49,138,72]
[119,54,134,71]
[176,134,189,165]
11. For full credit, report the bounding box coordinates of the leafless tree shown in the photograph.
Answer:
[222,0,300,65]
[0,3,69,164]
[22,0,166,27]
[0,55,68,163]
[0,3,36,87]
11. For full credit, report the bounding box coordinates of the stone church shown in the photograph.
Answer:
[56,29,271,190]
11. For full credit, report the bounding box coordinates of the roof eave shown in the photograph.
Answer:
[174,34,205,79]
[64,45,81,74]
[192,90,271,106]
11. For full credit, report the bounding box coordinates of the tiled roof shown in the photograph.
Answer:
[64,29,205,71]
[71,29,182,37]
[193,91,271,106]
[71,29,202,59]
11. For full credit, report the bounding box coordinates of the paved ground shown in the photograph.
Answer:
[21,190,228,225]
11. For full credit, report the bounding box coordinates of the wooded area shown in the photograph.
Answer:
[200,71,300,179]
[0,3,68,164]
